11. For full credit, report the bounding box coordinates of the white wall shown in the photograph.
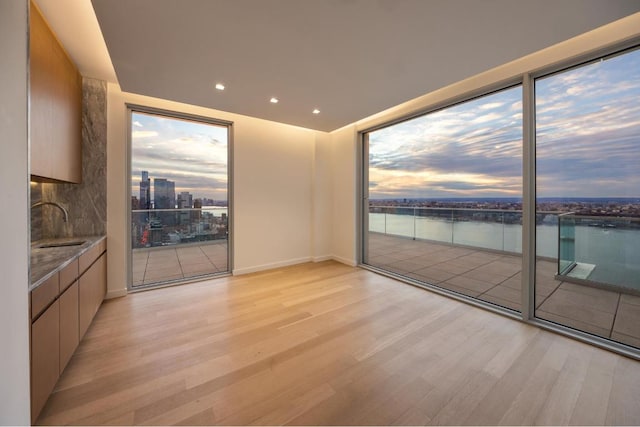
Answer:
[327,12,640,268]
[105,83,127,298]
[233,117,315,273]
[311,132,333,261]
[329,125,358,265]
[0,0,31,424]
[106,84,321,296]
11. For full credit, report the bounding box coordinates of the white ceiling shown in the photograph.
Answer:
[40,0,640,132]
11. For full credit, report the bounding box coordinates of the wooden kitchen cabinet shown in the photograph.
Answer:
[29,1,82,183]
[31,273,59,320]
[59,281,79,373]
[31,239,107,422]
[31,300,60,422]
[60,258,79,293]
[79,253,107,339]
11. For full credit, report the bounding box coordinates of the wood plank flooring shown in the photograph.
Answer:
[36,261,640,425]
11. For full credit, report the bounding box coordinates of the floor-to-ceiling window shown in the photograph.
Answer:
[363,85,523,311]
[534,47,640,348]
[129,107,231,289]
[361,43,640,353]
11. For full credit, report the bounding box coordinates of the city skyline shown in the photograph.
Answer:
[369,47,640,200]
[132,170,227,209]
[131,111,228,201]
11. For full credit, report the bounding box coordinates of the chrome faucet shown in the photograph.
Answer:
[31,201,69,223]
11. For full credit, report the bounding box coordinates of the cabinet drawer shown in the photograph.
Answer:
[31,273,59,320]
[96,237,106,255]
[59,258,79,293]
[79,243,103,275]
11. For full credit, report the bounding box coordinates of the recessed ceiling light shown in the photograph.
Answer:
[215,83,225,90]
[312,109,320,114]
[270,97,279,104]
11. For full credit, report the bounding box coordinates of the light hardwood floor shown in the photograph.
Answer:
[37,261,640,425]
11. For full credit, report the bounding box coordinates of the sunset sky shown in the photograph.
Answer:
[369,86,523,199]
[535,48,640,199]
[131,112,228,201]
[369,47,640,200]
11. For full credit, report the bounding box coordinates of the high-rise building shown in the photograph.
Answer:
[154,178,175,209]
[177,191,193,209]
[139,171,151,209]
[177,192,194,226]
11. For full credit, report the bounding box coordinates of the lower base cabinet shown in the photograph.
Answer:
[59,281,79,373]
[31,241,106,423]
[31,300,60,422]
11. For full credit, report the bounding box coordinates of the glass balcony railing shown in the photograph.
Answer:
[369,205,524,254]
[556,213,640,291]
[131,207,228,249]
[558,212,576,275]
[369,205,576,262]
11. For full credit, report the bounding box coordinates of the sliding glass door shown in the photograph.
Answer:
[361,43,640,353]
[129,107,231,289]
[534,47,640,348]
[363,85,523,311]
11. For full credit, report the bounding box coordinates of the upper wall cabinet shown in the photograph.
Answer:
[30,1,82,183]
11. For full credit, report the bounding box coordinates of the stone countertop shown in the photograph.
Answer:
[30,236,106,291]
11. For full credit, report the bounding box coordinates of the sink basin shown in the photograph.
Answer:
[36,240,85,249]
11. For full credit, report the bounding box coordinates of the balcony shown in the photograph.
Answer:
[366,206,640,348]
[131,207,229,286]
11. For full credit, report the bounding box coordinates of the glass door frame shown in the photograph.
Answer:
[125,104,234,291]
[358,81,524,318]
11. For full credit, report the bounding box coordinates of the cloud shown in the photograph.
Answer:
[132,130,159,139]
[369,86,522,185]
[536,126,640,197]
[130,112,229,200]
[133,121,144,128]
[479,102,505,110]
[566,85,587,96]
[368,49,640,200]
[472,112,503,124]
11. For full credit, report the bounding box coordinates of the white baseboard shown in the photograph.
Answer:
[312,255,333,262]
[233,256,312,275]
[105,288,127,299]
[331,255,357,266]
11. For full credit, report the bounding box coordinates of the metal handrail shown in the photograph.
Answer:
[132,207,227,213]
[559,212,640,223]
[369,205,521,213]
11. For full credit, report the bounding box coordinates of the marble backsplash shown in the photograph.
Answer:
[30,183,43,241]
[31,77,107,241]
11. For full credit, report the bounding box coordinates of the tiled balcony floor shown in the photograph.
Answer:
[367,232,640,349]
[132,240,228,287]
